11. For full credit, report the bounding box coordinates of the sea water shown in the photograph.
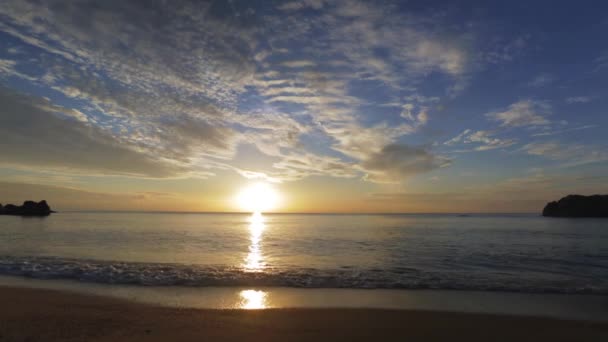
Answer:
[1,212,606,294]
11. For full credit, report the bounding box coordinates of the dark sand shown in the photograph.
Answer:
[0,286,606,341]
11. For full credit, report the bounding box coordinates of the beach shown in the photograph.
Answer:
[1,286,606,342]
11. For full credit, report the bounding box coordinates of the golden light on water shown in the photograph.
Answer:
[236,182,280,213]
[244,212,265,271]
[239,289,267,309]
[237,186,273,307]
[239,210,269,309]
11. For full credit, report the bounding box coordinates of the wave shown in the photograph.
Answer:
[0,256,605,294]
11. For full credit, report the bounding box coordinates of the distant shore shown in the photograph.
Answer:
[0,286,606,341]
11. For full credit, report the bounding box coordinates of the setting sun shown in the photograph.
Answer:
[236,183,281,213]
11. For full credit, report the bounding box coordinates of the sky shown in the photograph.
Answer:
[0,0,607,213]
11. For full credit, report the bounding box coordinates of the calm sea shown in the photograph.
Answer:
[0,212,607,294]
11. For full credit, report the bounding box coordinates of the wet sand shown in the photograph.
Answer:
[0,286,606,341]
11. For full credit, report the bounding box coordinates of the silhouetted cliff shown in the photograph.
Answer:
[542,195,608,217]
[0,200,54,216]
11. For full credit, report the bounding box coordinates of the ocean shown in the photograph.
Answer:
[1,212,606,294]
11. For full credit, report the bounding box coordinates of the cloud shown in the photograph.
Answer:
[483,35,530,64]
[362,144,450,183]
[521,142,560,157]
[527,73,556,87]
[490,172,608,200]
[531,125,596,137]
[444,129,472,145]
[272,152,358,180]
[486,100,551,128]
[326,8,470,79]
[0,59,17,74]
[228,149,358,183]
[255,0,475,179]
[444,129,516,151]
[368,170,608,213]
[267,95,349,105]
[408,40,468,76]
[0,87,186,177]
[260,87,315,97]
[403,94,440,105]
[400,103,430,127]
[0,1,258,162]
[595,50,608,71]
[0,181,196,211]
[522,141,608,167]
[0,57,39,81]
[326,122,416,160]
[466,130,517,151]
[281,60,317,68]
[233,0,484,186]
[154,116,236,162]
[367,190,548,213]
[278,0,327,11]
[0,0,258,107]
[565,96,593,104]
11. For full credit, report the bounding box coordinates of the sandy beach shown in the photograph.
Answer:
[0,286,606,341]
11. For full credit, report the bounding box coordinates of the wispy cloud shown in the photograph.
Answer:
[281,60,317,68]
[0,59,17,74]
[444,129,516,151]
[594,50,608,71]
[486,100,551,128]
[467,131,517,151]
[527,73,556,87]
[0,181,194,211]
[278,0,327,11]
[522,141,608,167]
[531,125,596,137]
[0,87,187,177]
[565,96,594,104]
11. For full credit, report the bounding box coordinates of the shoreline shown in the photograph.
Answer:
[0,275,607,321]
[1,285,607,341]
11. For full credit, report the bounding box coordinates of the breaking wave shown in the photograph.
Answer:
[0,256,605,294]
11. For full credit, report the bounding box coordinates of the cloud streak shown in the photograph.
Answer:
[362,144,451,183]
[522,141,608,167]
[486,100,551,128]
[0,87,186,177]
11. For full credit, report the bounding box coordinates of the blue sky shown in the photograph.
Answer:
[0,0,607,212]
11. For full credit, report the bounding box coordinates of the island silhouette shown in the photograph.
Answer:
[543,195,608,217]
[0,200,54,216]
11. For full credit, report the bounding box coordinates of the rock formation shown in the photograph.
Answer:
[542,195,608,217]
[0,200,54,216]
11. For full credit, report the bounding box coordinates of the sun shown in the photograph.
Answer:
[236,182,280,213]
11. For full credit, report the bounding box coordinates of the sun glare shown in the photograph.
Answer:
[236,183,280,213]
[239,289,267,309]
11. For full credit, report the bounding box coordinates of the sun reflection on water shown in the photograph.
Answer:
[239,289,267,309]
[244,212,266,271]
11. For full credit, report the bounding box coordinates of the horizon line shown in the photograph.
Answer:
[56,210,540,215]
